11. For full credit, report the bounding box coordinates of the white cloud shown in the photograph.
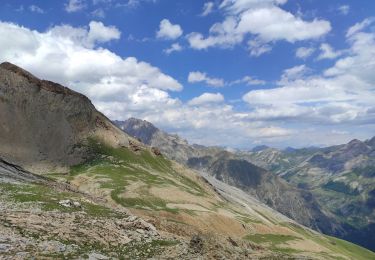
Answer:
[201,2,214,16]
[247,38,272,56]
[338,5,350,15]
[65,0,86,12]
[29,5,44,14]
[188,0,331,55]
[295,47,315,59]
[346,17,375,37]
[46,21,120,48]
[279,65,310,83]
[230,76,265,86]
[220,0,287,14]
[188,71,225,87]
[188,92,224,106]
[187,17,243,50]
[236,7,331,43]
[317,43,343,60]
[156,19,183,40]
[163,43,182,54]
[86,21,121,45]
[242,20,375,126]
[0,21,182,94]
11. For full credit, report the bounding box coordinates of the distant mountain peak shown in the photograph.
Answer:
[251,145,270,152]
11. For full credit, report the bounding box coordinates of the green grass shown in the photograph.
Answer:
[67,139,207,213]
[244,234,300,246]
[323,181,359,195]
[0,182,124,218]
[235,215,262,224]
[244,233,303,256]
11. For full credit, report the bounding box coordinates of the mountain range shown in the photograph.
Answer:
[240,138,375,251]
[0,62,374,259]
[116,117,375,252]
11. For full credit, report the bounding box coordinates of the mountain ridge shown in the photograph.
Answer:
[115,118,344,237]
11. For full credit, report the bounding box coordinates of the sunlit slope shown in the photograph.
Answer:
[48,139,375,260]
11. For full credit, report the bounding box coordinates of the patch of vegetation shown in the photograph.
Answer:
[111,190,178,214]
[244,234,300,246]
[0,182,124,218]
[68,139,207,213]
[323,181,359,195]
[236,215,262,224]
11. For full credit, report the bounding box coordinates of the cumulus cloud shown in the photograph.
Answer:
[44,21,120,49]
[242,19,375,126]
[188,71,225,87]
[0,21,182,93]
[295,47,315,59]
[156,19,183,40]
[201,2,214,16]
[65,0,86,12]
[163,43,182,54]
[188,93,224,106]
[188,0,331,55]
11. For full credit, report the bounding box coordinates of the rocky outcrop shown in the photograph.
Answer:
[0,62,130,173]
[0,157,46,184]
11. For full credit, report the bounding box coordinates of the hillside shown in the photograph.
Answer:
[0,62,374,259]
[116,119,341,239]
[240,138,375,251]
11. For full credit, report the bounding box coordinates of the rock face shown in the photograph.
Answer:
[0,157,46,184]
[0,62,129,172]
[116,118,341,237]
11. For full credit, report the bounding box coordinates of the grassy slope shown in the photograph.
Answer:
[41,139,375,259]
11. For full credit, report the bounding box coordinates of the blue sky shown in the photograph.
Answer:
[0,0,375,148]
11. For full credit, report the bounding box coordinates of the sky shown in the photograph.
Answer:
[0,0,374,149]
